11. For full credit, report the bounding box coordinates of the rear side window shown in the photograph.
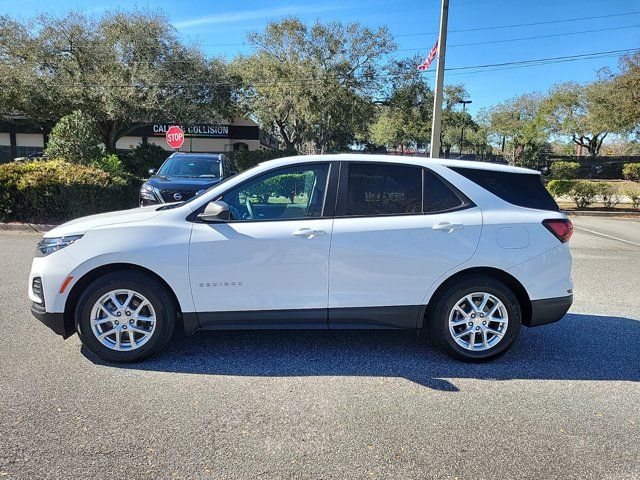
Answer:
[424,170,467,212]
[451,167,559,211]
[344,163,422,216]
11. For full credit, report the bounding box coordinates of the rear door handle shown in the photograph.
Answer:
[433,222,464,233]
[292,228,327,238]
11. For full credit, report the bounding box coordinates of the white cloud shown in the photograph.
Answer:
[174,3,357,29]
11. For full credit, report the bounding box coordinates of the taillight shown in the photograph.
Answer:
[543,219,573,243]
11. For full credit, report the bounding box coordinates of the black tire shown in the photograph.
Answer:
[427,275,522,362]
[75,271,176,363]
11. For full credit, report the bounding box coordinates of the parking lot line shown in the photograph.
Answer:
[573,225,640,247]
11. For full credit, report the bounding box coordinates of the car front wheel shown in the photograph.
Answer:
[75,271,176,363]
[428,275,522,362]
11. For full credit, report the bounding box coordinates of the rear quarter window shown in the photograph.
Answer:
[450,167,559,212]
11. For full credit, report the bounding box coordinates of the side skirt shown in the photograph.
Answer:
[186,305,425,333]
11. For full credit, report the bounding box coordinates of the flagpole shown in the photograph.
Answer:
[430,0,449,158]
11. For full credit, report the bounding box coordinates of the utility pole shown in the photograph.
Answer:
[430,0,449,159]
[458,99,472,156]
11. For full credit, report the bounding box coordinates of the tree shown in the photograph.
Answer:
[541,81,627,158]
[369,57,433,153]
[598,51,640,139]
[234,18,395,153]
[45,110,104,163]
[485,93,548,167]
[440,85,477,157]
[0,11,239,152]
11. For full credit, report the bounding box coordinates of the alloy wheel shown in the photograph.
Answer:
[89,289,156,351]
[448,292,509,351]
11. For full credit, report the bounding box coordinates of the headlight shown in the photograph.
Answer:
[140,182,159,201]
[36,235,83,257]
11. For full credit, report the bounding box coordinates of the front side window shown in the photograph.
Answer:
[222,164,330,221]
[344,163,422,216]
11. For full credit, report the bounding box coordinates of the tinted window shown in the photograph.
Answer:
[345,163,422,216]
[451,167,559,212]
[222,164,329,221]
[424,170,466,212]
[158,155,222,178]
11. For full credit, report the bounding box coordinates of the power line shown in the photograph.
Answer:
[3,47,635,88]
[396,10,640,37]
[445,48,637,72]
[197,10,640,48]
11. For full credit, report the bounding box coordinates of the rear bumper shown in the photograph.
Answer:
[31,303,72,338]
[527,295,573,327]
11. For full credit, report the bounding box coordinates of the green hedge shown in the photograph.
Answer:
[0,160,139,223]
[550,161,580,180]
[234,149,298,172]
[547,180,617,209]
[623,163,640,182]
[122,143,170,178]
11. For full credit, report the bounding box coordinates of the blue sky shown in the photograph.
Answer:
[2,0,639,113]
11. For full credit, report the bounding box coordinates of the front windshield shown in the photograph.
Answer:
[158,155,222,178]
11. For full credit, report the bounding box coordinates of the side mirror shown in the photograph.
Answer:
[197,200,230,223]
[148,168,157,175]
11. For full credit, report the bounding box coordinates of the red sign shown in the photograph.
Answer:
[165,125,184,149]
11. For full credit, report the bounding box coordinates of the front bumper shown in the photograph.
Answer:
[527,295,573,327]
[30,303,71,338]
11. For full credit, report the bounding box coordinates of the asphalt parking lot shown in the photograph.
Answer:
[1,216,639,479]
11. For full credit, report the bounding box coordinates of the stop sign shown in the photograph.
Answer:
[165,125,185,149]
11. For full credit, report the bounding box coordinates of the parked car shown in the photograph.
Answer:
[29,154,573,363]
[139,152,236,206]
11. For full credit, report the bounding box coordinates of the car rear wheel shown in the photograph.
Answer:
[75,271,176,363]
[427,275,522,362]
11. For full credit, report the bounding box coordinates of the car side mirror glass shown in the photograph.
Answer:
[197,200,230,223]
[148,168,157,175]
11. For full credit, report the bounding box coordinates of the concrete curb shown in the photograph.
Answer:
[563,210,640,217]
[0,222,57,233]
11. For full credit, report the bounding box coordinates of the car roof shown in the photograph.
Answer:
[168,152,228,159]
[260,153,540,175]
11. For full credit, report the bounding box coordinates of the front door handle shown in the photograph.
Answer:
[292,228,327,238]
[433,222,464,233]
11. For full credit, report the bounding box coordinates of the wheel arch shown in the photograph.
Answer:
[420,266,532,328]
[63,263,185,337]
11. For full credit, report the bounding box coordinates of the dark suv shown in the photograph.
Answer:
[139,153,236,206]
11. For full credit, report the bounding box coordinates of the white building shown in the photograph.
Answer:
[0,117,277,162]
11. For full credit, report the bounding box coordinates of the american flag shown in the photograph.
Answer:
[418,40,438,71]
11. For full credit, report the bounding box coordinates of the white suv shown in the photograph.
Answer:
[28,154,573,362]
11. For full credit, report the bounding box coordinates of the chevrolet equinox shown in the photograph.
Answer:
[29,154,573,362]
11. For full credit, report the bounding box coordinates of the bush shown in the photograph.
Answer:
[44,111,104,164]
[547,179,575,197]
[569,181,602,209]
[622,163,640,182]
[234,149,298,172]
[0,160,138,223]
[92,154,124,175]
[122,143,170,178]
[598,183,620,209]
[626,189,640,210]
[550,161,580,180]
[547,180,614,209]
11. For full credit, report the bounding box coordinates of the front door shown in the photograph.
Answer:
[328,162,482,328]
[189,162,334,328]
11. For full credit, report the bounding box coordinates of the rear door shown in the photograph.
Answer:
[328,162,482,328]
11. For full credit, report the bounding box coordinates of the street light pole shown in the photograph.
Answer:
[430,0,449,159]
[458,99,472,155]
